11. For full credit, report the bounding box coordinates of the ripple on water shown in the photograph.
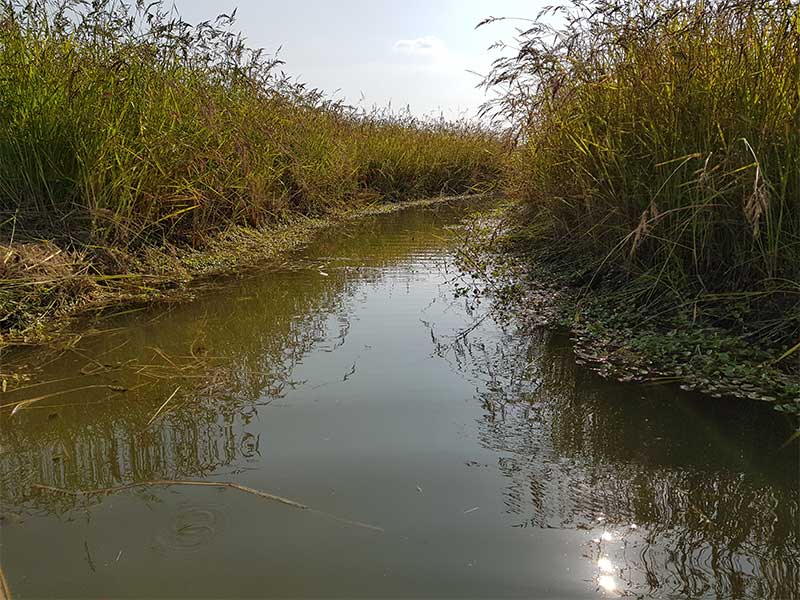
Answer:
[154,504,226,555]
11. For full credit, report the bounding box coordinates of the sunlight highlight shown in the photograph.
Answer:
[598,575,617,592]
[597,557,614,573]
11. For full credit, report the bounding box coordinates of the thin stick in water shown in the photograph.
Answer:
[146,386,181,426]
[33,480,384,532]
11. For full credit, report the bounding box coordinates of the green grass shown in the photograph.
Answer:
[481,0,800,355]
[0,0,502,247]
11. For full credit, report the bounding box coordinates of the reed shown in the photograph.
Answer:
[482,0,800,347]
[0,0,502,247]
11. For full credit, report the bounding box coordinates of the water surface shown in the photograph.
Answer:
[1,201,797,598]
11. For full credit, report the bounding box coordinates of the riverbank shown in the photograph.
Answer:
[1,194,490,348]
[0,1,502,346]
[457,203,800,413]
[469,2,799,411]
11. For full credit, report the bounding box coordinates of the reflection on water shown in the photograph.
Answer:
[1,200,798,599]
[434,319,799,598]
[598,574,617,593]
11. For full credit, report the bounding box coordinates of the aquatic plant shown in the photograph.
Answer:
[481,0,800,353]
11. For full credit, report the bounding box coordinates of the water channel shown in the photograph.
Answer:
[1,200,797,598]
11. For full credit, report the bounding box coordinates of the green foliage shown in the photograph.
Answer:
[481,0,800,348]
[0,0,502,245]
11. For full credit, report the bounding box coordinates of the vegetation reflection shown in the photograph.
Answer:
[434,319,799,598]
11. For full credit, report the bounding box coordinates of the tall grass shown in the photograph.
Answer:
[0,0,502,246]
[482,0,800,345]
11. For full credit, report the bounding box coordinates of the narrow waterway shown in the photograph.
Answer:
[1,200,797,598]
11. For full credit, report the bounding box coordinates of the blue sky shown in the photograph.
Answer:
[172,0,550,118]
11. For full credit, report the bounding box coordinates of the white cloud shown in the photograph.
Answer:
[393,35,448,59]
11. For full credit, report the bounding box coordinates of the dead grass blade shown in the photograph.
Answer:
[4,384,128,415]
[146,386,181,426]
[775,340,800,364]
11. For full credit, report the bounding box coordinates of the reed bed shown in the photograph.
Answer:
[482,0,800,352]
[0,0,502,338]
[0,0,501,246]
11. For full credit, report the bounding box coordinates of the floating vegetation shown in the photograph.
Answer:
[454,206,800,410]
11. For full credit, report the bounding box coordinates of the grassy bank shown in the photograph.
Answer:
[479,1,800,394]
[457,204,800,411]
[0,0,502,340]
[2,194,486,348]
[4,0,798,409]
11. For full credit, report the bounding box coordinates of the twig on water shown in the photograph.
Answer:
[146,386,181,426]
[453,312,491,342]
[33,480,384,532]
[34,479,308,510]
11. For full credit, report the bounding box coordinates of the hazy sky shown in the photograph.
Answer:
[172,0,550,118]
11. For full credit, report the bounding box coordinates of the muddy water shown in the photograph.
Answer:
[0,201,797,599]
